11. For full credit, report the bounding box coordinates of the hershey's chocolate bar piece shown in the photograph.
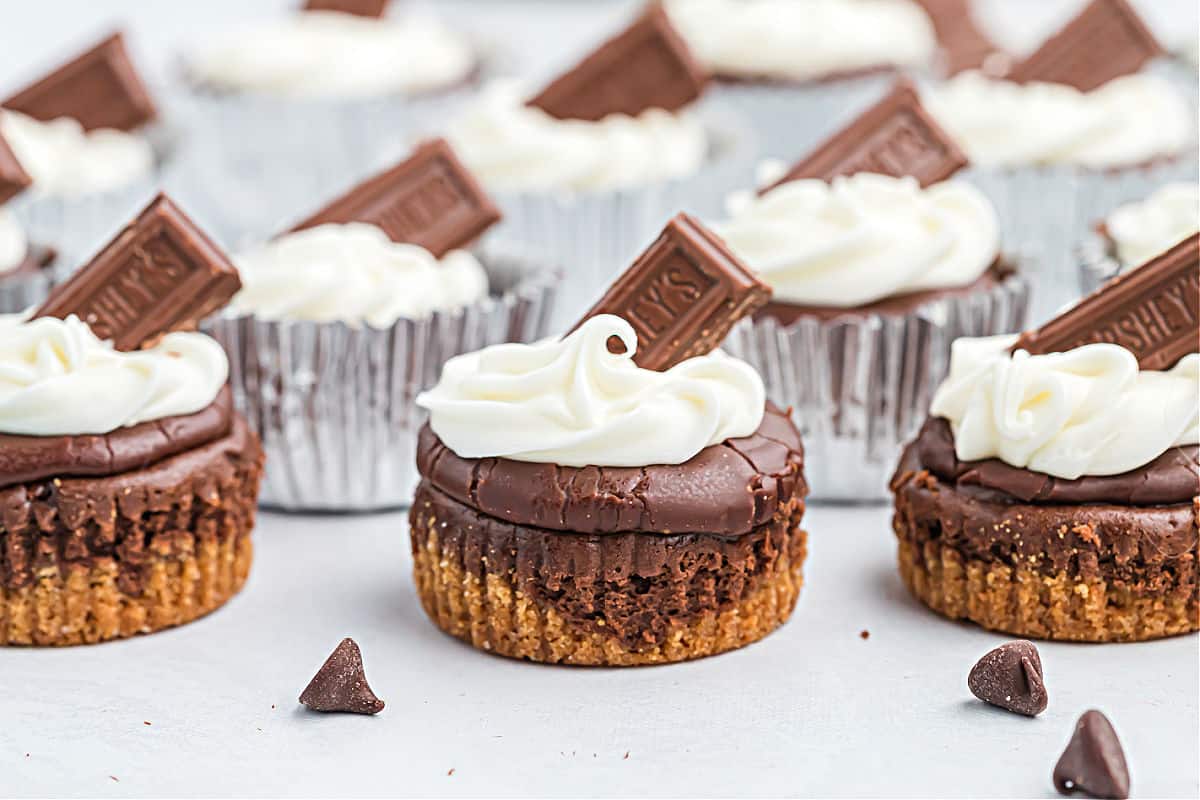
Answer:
[3,32,157,132]
[303,0,390,18]
[0,132,31,206]
[291,138,500,259]
[1007,0,1163,92]
[34,195,241,351]
[574,213,770,371]
[1014,233,1198,371]
[760,80,968,194]
[914,0,1006,75]
[527,4,708,122]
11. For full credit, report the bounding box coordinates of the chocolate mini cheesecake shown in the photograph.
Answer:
[717,81,1028,500]
[0,131,57,311]
[409,215,809,665]
[0,195,264,646]
[891,236,1199,642]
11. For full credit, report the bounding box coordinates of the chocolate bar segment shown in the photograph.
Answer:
[527,4,708,122]
[574,213,770,371]
[0,131,31,206]
[34,194,241,351]
[1014,233,1198,371]
[3,32,156,132]
[914,0,1006,75]
[760,80,968,193]
[1007,0,1163,92]
[303,0,390,18]
[291,138,500,259]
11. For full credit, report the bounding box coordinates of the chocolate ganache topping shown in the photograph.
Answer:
[912,417,1199,505]
[0,386,233,489]
[416,403,805,537]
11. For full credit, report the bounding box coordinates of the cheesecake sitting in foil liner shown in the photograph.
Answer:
[202,249,557,511]
[724,262,1030,502]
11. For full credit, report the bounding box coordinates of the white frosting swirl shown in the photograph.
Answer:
[924,71,1191,169]
[188,11,475,99]
[715,172,999,307]
[0,110,155,198]
[0,209,28,275]
[931,334,1199,479]
[448,80,707,192]
[229,223,488,327]
[664,0,935,81]
[417,314,765,467]
[0,314,228,437]
[1105,183,1200,267]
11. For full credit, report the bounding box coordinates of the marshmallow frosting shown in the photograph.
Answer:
[448,81,708,193]
[715,172,1000,307]
[418,314,765,468]
[0,110,155,198]
[1105,183,1200,267]
[0,314,228,437]
[187,10,475,99]
[931,334,1199,480]
[229,223,488,327]
[664,0,935,81]
[0,209,27,275]
[924,71,1191,169]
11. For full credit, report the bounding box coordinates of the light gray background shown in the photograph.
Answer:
[1,2,1198,798]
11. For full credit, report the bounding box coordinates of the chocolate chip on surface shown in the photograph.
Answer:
[967,640,1048,716]
[1054,710,1130,799]
[299,638,385,715]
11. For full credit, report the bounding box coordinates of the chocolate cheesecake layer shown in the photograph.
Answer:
[411,480,807,663]
[758,262,1012,326]
[0,414,264,645]
[416,403,805,537]
[914,417,1200,506]
[0,386,234,489]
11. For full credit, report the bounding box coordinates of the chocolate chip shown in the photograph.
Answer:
[967,640,1048,716]
[1054,710,1130,799]
[299,638,385,715]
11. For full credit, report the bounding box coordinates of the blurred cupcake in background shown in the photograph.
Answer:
[179,0,482,242]
[1079,182,1199,293]
[2,32,170,271]
[203,139,557,512]
[720,82,1029,502]
[0,132,56,312]
[664,0,1000,153]
[447,3,753,325]
[921,0,1197,322]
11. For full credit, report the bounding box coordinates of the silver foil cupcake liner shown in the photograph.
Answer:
[485,107,757,329]
[962,157,1199,325]
[0,257,54,314]
[178,81,482,248]
[723,267,1031,503]
[706,72,897,158]
[1077,230,1121,297]
[202,250,558,513]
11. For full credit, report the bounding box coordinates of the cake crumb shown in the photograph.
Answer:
[447,769,455,776]
[859,630,870,640]
[1072,523,1099,546]
[624,752,630,760]
[109,776,119,783]
[143,721,151,726]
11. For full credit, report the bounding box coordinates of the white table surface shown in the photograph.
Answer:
[1,2,1198,798]
[2,505,1197,798]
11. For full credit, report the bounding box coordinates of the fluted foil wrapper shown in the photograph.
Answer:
[0,265,53,314]
[1077,231,1122,297]
[963,157,1199,325]
[179,84,480,246]
[202,251,557,512]
[485,110,756,329]
[723,269,1030,503]
[706,73,897,159]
